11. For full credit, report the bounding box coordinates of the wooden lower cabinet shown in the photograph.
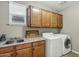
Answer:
[0,46,15,57]
[33,45,45,57]
[0,52,15,57]
[16,48,32,57]
[0,40,45,57]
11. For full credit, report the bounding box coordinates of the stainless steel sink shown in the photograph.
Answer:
[5,40,15,44]
[4,38,24,45]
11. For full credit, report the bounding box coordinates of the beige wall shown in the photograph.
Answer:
[0,1,60,38]
[60,4,79,52]
[0,1,23,38]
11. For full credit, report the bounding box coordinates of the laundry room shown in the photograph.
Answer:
[0,0,79,58]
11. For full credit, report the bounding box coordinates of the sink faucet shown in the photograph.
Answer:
[0,34,6,42]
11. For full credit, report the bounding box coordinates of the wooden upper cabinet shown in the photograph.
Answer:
[49,12,58,28]
[27,6,41,27]
[41,10,50,27]
[57,14,63,28]
[27,5,63,28]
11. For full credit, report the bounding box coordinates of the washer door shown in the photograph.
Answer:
[64,38,71,49]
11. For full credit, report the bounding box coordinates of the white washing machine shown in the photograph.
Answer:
[55,34,72,55]
[42,33,63,57]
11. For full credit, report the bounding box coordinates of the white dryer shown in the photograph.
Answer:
[55,34,71,55]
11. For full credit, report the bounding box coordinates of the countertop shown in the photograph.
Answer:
[0,37,45,48]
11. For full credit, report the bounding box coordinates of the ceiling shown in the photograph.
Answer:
[15,1,79,12]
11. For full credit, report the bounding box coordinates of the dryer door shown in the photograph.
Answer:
[64,38,71,49]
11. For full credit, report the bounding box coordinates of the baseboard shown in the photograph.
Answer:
[72,50,79,54]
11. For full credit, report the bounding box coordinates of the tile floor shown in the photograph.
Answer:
[63,52,79,57]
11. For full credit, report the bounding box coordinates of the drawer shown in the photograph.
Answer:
[0,52,15,57]
[0,46,15,54]
[16,43,32,50]
[33,40,45,46]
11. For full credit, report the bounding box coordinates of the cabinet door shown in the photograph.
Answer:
[0,52,15,57]
[57,14,63,28]
[31,6,42,27]
[33,45,45,57]
[41,10,50,27]
[16,48,32,57]
[50,13,58,28]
